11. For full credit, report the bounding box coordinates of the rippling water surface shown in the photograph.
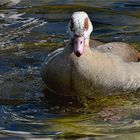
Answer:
[0,0,140,139]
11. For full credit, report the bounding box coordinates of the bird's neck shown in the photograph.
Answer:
[84,36,90,48]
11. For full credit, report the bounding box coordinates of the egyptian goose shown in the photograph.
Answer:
[41,11,140,96]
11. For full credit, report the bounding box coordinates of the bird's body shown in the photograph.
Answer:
[41,11,140,96]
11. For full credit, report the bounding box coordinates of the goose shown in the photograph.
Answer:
[41,11,140,96]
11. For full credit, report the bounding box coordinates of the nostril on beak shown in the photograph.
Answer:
[75,51,81,57]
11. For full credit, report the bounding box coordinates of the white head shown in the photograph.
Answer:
[68,11,93,57]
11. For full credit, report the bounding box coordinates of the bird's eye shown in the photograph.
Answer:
[84,18,89,31]
[70,18,74,31]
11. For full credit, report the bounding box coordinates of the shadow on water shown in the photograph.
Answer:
[0,0,140,139]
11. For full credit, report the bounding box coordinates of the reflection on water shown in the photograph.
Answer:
[0,0,140,139]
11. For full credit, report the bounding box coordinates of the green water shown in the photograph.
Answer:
[0,0,140,139]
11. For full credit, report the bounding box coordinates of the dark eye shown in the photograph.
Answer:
[70,19,74,31]
[84,18,89,31]
[80,41,83,44]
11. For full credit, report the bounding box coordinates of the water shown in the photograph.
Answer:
[0,0,140,139]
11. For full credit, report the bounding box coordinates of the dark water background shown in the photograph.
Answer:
[0,0,140,139]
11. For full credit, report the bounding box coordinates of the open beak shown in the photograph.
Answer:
[74,36,85,57]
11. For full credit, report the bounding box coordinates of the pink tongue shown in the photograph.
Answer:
[74,36,84,57]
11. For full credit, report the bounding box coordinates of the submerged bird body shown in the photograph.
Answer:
[42,42,140,96]
[41,11,140,96]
